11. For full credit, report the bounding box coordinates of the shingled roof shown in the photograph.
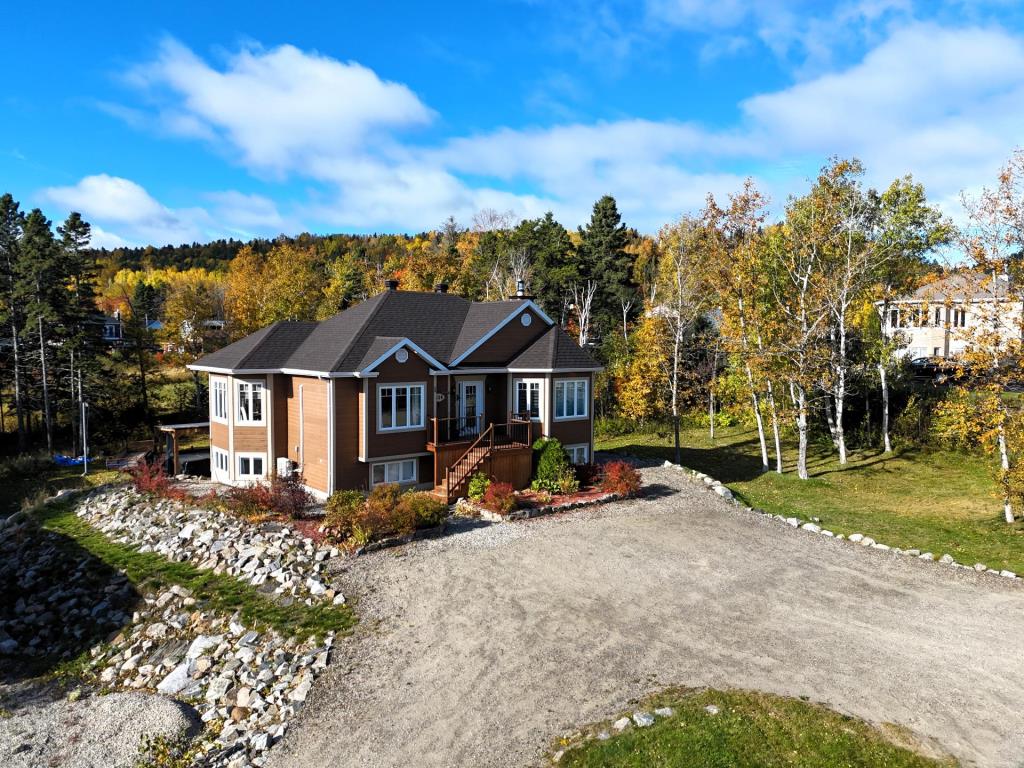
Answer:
[189,290,599,374]
[509,326,602,370]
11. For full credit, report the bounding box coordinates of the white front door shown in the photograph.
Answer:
[458,380,484,436]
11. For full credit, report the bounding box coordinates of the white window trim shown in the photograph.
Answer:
[370,458,418,486]
[211,377,229,424]
[376,382,427,433]
[565,443,589,465]
[553,378,589,421]
[236,451,267,480]
[513,377,544,422]
[235,379,266,426]
[212,447,229,476]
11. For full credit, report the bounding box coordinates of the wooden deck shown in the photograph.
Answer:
[428,416,534,501]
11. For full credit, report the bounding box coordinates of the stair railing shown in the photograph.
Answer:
[446,422,494,498]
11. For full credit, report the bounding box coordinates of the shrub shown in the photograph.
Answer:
[268,473,315,518]
[324,490,366,537]
[467,472,491,502]
[223,473,313,520]
[574,462,601,487]
[593,415,634,439]
[394,491,449,529]
[362,483,415,539]
[481,481,517,514]
[556,467,580,495]
[601,460,642,496]
[129,460,187,501]
[532,437,571,492]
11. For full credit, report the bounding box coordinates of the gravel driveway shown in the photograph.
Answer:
[269,464,1024,768]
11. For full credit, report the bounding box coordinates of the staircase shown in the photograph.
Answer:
[440,425,494,501]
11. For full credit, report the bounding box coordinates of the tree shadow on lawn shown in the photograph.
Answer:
[602,440,768,484]
[0,518,140,684]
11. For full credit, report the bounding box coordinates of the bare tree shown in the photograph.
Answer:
[571,281,597,347]
[471,208,517,233]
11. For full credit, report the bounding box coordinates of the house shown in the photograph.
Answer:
[187,281,601,501]
[879,272,1022,359]
[102,312,124,344]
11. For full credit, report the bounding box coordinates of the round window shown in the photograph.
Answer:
[396,348,409,363]
[520,312,533,327]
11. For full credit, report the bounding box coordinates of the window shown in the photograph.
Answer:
[212,448,228,473]
[565,444,589,465]
[935,306,942,325]
[236,381,264,424]
[212,379,228,423]
[378,384,425,431]
[933,347,941,357]
[514,379,542,420]
[889,309,898,329]
[236,453,265,478]
[554,379,588,419]
[372,459,417,485]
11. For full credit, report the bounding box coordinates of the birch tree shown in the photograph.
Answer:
[570,280,596,347]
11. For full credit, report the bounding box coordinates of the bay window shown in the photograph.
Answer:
[236,380,264,424]
[554,379,588,419]
[378,383,425,431]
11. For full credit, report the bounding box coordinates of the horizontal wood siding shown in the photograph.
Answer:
[231,374,268,453]
[334,379,366,491]
[210,421,229,450]
[286,376,329,494]
[460,306,547,365]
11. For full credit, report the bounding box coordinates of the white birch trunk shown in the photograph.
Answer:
[737,296,768,472]
[766,380,782,473]
[879,363,892,452]
[709,390,715,440]
[835,315,848,464]
[796,385,809,479]
[997,420,1014,523]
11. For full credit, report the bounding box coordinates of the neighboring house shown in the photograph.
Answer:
[102,312,124,344]
[879,272,1023,359]
[187,281,601,501]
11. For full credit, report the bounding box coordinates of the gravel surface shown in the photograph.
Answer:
[269,465,1024,768]
[0,691,199,768]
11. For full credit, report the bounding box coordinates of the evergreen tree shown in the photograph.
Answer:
[16,209,62,452]
[577,196,636,335]
[0,194,27,449]
[512,212,577,319]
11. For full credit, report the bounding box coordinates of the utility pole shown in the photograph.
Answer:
[38,316,53,454]
[81,399,89,476]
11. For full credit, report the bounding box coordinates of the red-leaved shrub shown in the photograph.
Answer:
[600,460,642,496]
[481,481,517,514]
[574,462,601,487]
[129,460,188,501]
[224,473,314,520]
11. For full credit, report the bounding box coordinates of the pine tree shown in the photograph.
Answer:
[513,212,577,318]
[0,194,27,449]
[577,196,636,336]
[16,209,62,453]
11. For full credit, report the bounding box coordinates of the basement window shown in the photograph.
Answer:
[371,459,417,485]
[237,453,266,479]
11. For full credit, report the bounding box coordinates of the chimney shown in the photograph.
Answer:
[384,279,399,291]
[434,282,449,294]
[509,279,533,301]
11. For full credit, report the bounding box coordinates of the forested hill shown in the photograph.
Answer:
[90,232,426,272]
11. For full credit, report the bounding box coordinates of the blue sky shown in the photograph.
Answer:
[2,0,1023,247]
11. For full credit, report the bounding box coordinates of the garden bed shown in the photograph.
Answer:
[462,489,625,522]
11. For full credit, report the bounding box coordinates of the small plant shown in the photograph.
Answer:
[532,490,553,505]
[601,460,642,496]
[556,467,580,495]
[467,471,491,501]
[224,482,276,521]
[481,481,517,514]
[135,729,206,768]
[128,460,172,497]
[394,491,449,529]
[532,437,571,493]
[324,489,366,537]
[574,462,601,487]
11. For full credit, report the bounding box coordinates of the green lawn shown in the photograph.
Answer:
[598,425,1024,574]
[558,689,953,768]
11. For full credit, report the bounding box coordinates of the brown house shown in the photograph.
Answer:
[188,282,601,501]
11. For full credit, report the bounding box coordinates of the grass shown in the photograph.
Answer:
[597,424,1024,574]
[558,688,954,768]
[0,459,122,517]
[32,497,355,640]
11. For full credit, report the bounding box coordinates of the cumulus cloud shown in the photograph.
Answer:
[92,24,1024,234]
[124,37,433,175]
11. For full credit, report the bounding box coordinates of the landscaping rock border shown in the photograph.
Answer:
[76,487,348,606]
[456,491,623,522]
[658,459,1021,584]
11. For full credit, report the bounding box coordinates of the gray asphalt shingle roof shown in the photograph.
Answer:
[191,290,598,373]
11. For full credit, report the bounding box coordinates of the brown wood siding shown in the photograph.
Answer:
[547,372,594,453]
[286,376,329,494]
[234,426,267,453]
[334,379,366,491]
[365,351,434,459]
[272,374,288,460]
[210,421,229,450]
[460,307,547,365]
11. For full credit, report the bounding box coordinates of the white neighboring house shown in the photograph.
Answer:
[879,272,1023,359]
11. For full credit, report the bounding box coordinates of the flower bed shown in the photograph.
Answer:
[321,484,450,552]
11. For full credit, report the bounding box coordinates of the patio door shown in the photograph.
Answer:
[458,380,484,437]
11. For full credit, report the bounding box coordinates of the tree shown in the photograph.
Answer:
[578,196,636,336]
[570,280,597,347]
[513,212,577,316]
[869,177,950,452]
[657,215,712,464]
[617,314,668,425]
[17,209,62,453]
[162,269,227,412]
[0,194,27,449]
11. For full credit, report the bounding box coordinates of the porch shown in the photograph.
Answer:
[428,415,535,502]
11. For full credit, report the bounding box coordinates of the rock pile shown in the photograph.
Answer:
[0,511,137,661]
[76,488,346,606]
[85,586,334,768]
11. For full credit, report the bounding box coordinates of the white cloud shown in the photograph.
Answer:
[125,37,433,175]
[42,174,290,247]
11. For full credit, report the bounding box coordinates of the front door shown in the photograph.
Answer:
[458,380,484,437]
